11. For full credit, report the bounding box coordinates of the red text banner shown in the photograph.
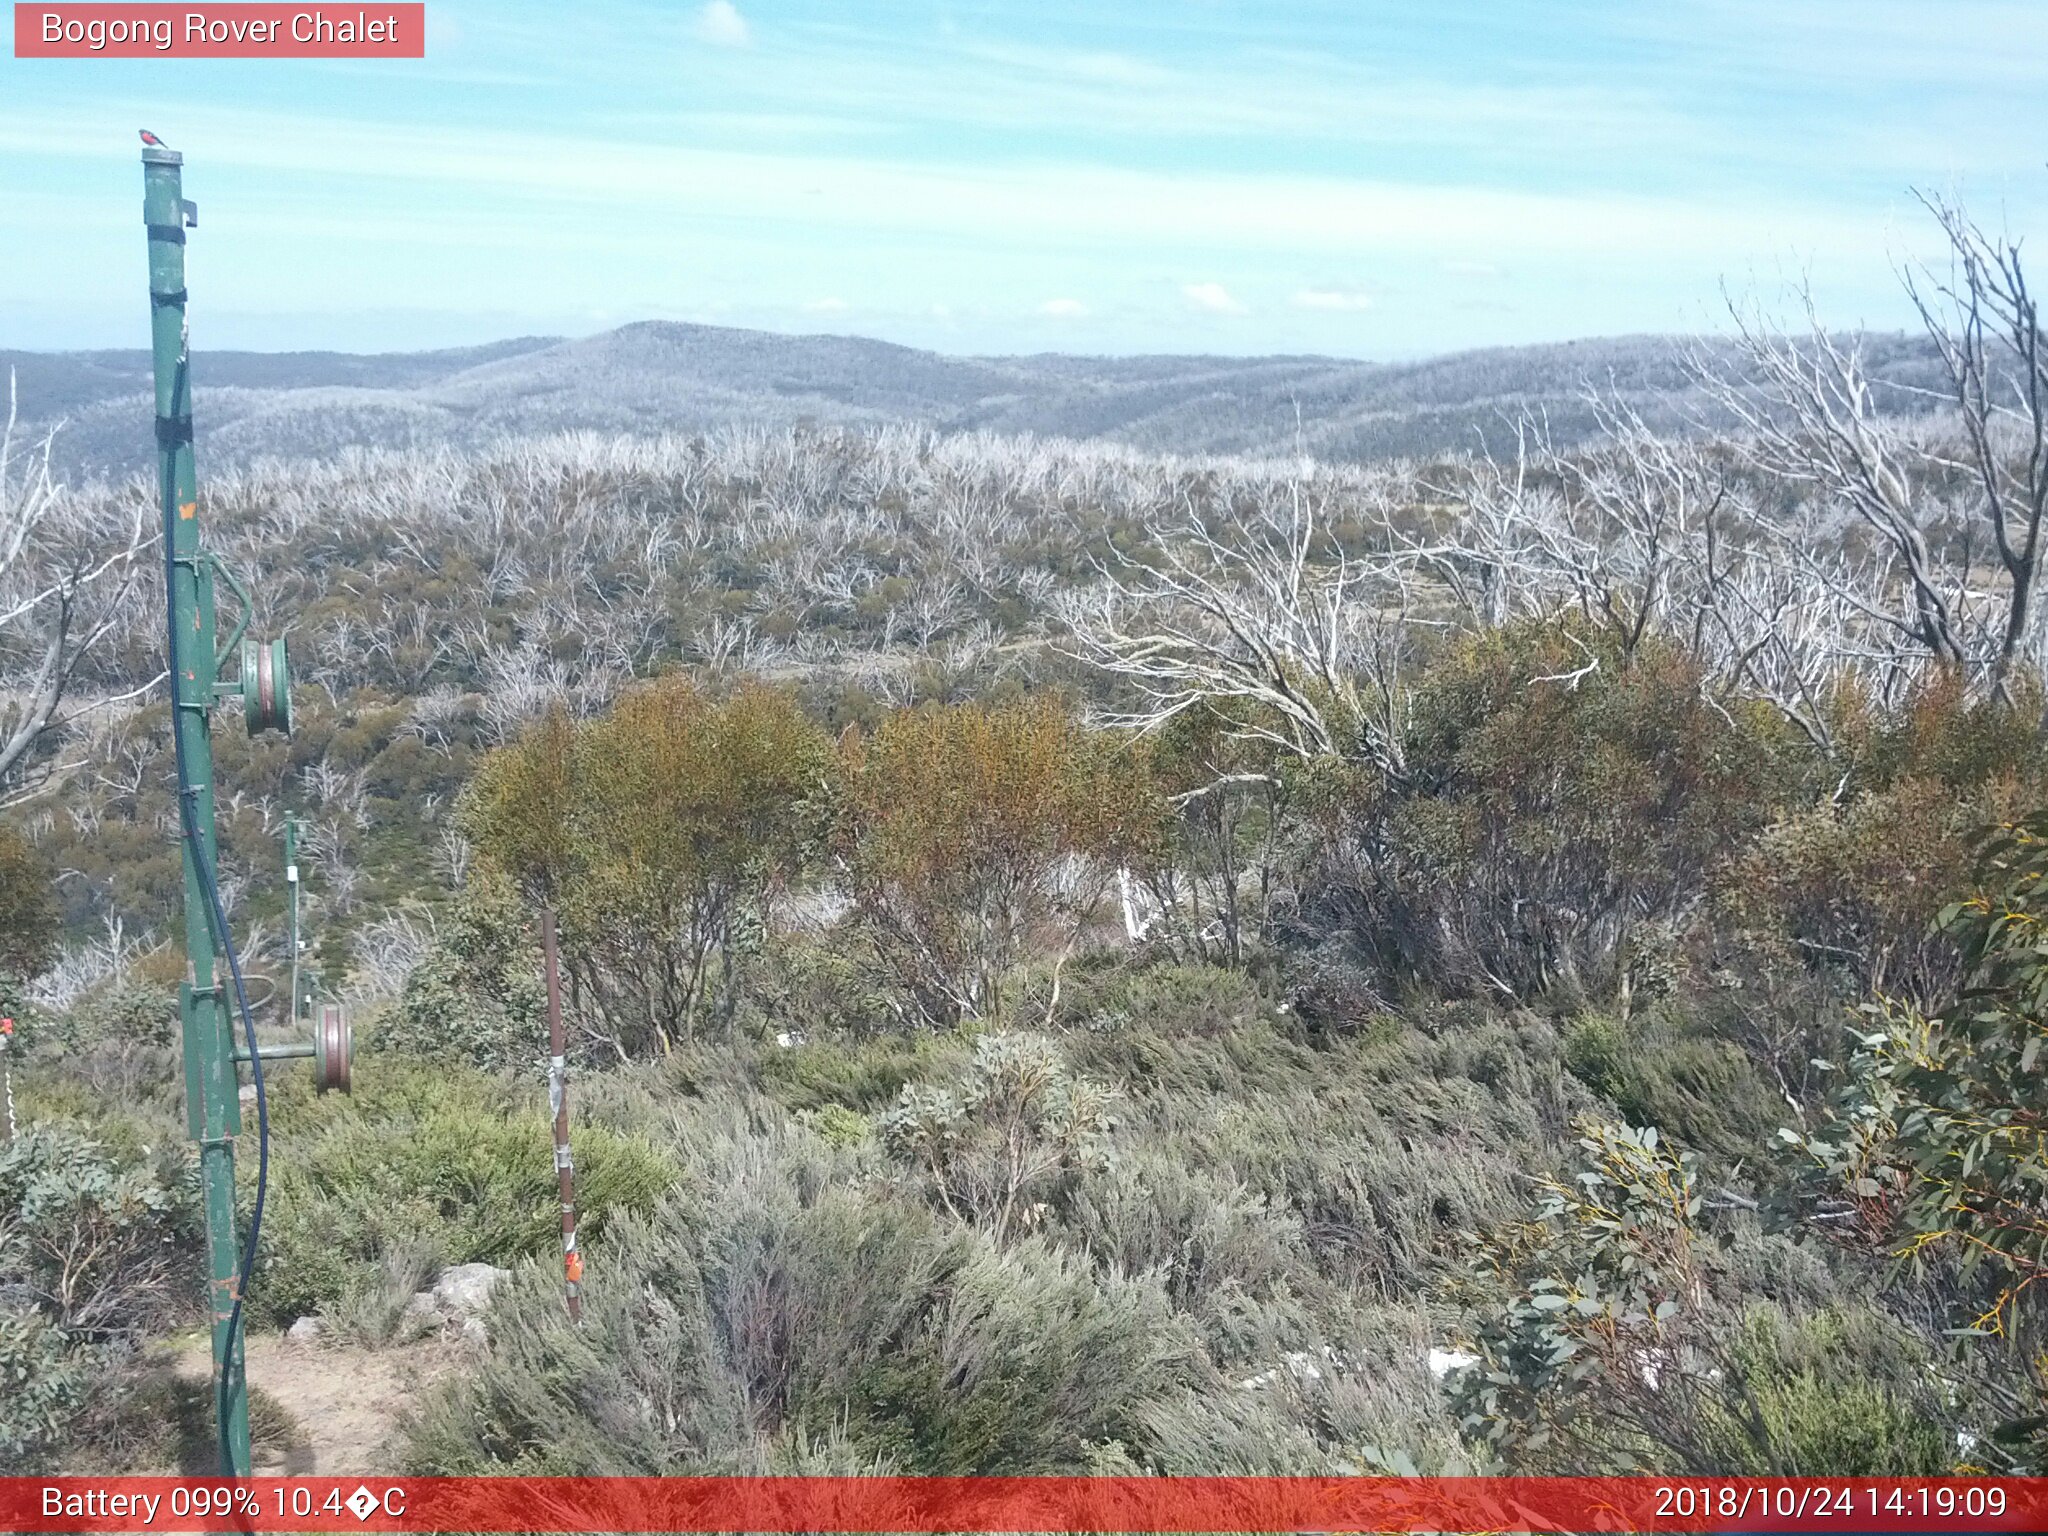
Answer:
[1,1476,2042,1534]
[14,5,425,58]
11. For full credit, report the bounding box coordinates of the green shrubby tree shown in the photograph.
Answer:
[836,697,1161,1025]
[0,820,60,984]
[1310,624,1802,1003]
[462,677,833,1055]
[1782,814,2048,1464]
[1715,671,2048,1011]
[0,831,58,975]
[1127,707,1293,968]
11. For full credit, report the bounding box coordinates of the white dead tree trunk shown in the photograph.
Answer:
[1694,191,2048,700]
[0,376,152,802]
[1700,295,1969,672]
[1065,476,1408,778]
[1417,392,1914,760]
[1902,191,2048,697]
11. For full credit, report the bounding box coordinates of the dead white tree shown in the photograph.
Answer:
[1065,475,1408,777]
[1700,294,1970,673]
[1410,391,1914,759]
[1693,193,2048,702]
[1409,417,1592,631]
[0,376,153,801]
[1902,191,2048,695]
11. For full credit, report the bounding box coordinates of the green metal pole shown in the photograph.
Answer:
[143,140,251,1477]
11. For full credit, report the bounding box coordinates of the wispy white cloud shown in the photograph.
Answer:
[1182,282,1247,314]
[1293,288,1373,311]
[772,32,1689,159]
[4,105,1919,269]
[694,1,751,49]
[1039,297,1087,317]
[802,296,848,312]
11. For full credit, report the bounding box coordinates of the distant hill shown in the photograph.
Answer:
[0,321,1949,479]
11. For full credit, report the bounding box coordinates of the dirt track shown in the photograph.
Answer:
[171,1332,463,1475]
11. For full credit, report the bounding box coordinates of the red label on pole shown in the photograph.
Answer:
[13,4,425,57]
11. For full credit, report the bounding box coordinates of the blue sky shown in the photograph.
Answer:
[4,0,2046,357]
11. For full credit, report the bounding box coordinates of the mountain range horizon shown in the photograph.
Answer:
[2,316,1945,479]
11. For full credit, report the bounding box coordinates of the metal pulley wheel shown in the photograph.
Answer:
[241,635,292,736]
[314,1002,352,1094]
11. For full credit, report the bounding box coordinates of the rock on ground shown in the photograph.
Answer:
[431,1262,511,1318]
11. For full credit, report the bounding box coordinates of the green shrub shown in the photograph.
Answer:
[1044,957,1265,1038]
[1837,667,2047,797]
[754,1031,948,1114]
[796,1104,869,1149]
[58,977,180,1051]
[1562,1013,1627,1098]
[1308,623,1809,1003]
[318,1238,443,1348]
[1124,708,1294,968]
[1563,1008,1782,1167]
[876,1032,1118,1242]
[1717,776,1981,1005]
[1690,1307,1953,1475]
[0,1305,95,1470]
[0,821,61,981]
[0,1127,199,1471]
[1061,1150,1315,1362]
[406,1170,1200,1475]
[255,1056,676,1324]
[0,1124,198,1340]
[1068,1011,1555,1299]
[1781,813,2048,1466]
[736,932,905,1040]
[845,1234,1198,1472]
[1451,1121,1951,1474]
[1061,1011,1319,1103]
[382,873,545,1070]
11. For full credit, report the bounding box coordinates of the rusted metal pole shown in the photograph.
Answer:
[542,909,581,1321]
